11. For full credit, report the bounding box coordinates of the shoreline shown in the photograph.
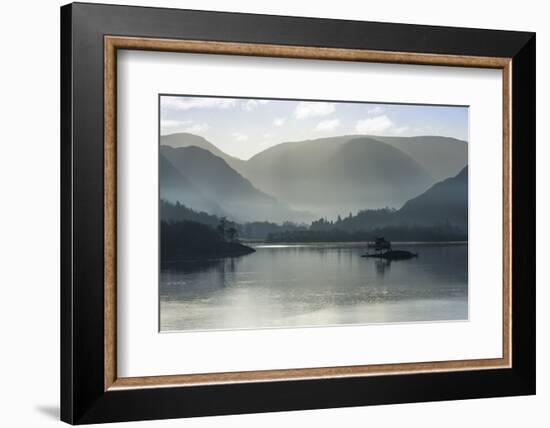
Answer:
[162,241,255,263]
[246,240,468,247]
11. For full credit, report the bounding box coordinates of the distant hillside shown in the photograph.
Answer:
[159,153,222,215]
[265,167,468,242]
[368,136,468,181]
[160,133,468,219]
[397,166,468,229]
[160,145,305,223]
[161,133,246,172]
[243,136,433,216]
[326,166,468,232]
[160,161,468,243]
[266,224,466,243]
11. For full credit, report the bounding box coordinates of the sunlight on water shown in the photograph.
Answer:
[160,243,468,332]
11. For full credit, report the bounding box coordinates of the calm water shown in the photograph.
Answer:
[160,243,468,332]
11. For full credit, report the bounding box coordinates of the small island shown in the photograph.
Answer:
[161,218,255,262]
[361,238,418,260]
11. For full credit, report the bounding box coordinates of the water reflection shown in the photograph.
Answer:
[160,243,468,331]
[375,259,391,277]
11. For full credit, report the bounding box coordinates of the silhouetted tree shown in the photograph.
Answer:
[227,226,238,242]
[216,217,228,241]
[160,220,254,260]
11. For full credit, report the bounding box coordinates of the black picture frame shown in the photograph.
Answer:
[61,2,535,424]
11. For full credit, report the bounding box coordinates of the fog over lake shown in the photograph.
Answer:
[160,243,468,332]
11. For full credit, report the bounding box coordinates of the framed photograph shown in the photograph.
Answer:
[61,2,536,424]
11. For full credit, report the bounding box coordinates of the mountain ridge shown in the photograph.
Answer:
[161,132,246,172]
[160,132,468,218]
[160,132,468,181]
[160,145,307,223]
[396,165,468,229]
[241,136,434,215]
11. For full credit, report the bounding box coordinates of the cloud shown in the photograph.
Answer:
[161,96,274,112]
[315,119,341,132]
[243,99,270,111]
[393,126,409,134]
[355,114,408,135]
[185,123,210,134]
[355,115,393,133]
[273,117,286,127]
[232,132,249,141]
[161,96,237,111]
[294,102,335,119]
[161,119,187,128]
[367,106,384,115]
[161,119,209,135]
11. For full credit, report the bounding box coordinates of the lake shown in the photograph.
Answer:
[160,242,468,332]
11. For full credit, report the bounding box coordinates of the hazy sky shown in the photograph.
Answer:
[160,95,468,160]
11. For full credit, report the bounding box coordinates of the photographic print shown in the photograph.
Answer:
[159,95,468,332]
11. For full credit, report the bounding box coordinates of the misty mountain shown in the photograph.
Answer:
[160,133,468,220]
[368,136,467,181]
[159,153,222,214]
[161,133,246,173]
[160,165,468,242]
[240,133,466,183]
[243,136,433,216]
[160,145,304,223]
[397,166,468,229]
[266,167,468,243]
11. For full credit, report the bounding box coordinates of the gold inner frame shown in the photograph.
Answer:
[104,35,512,391]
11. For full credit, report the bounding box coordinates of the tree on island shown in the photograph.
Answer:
[215,217,238,242]
[216,217,228,241]
[226,226,238,242]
